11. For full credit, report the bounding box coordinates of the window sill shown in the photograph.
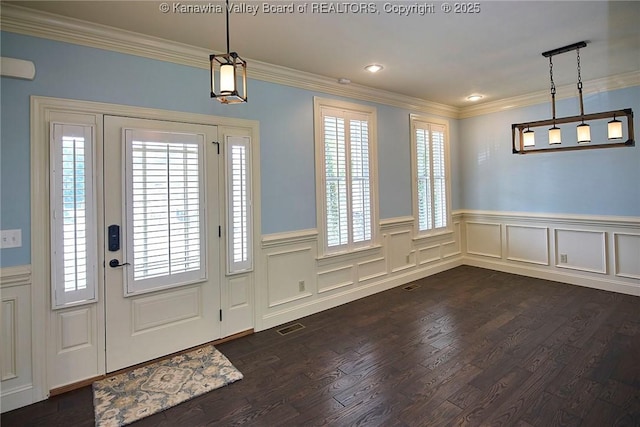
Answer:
[316,244,383,267]
[412,229,454,243]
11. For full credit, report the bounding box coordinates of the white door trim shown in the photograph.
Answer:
[30,96,260,399]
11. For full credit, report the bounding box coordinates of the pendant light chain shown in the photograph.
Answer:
[576,47,585,117]
[576,48,582,91]
[549,56,556,96]
[549,56,556,120]
[225,0,230,54]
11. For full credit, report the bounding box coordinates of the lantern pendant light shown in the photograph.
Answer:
[523,126,535,147]
[548,56,562,145]
[608,114,623,140]
[575,47,590,143]
[210,0,247,104]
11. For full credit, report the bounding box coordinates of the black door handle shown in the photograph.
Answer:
[109,259,130,268]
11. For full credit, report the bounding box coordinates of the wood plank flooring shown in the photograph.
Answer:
[2,266,640,426]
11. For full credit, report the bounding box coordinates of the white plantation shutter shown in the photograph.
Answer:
[50,123,97,308]
[413,119,449,234]
[225,135,253,274]
[416,128,432,231]
[432,126,447,229]
[324,115,348,248]
[350,119,371,243]
[321,106,374,253]
[124,129,206,294]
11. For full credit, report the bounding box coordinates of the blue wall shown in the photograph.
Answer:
[460,87,640,215]
[0,32,461,267]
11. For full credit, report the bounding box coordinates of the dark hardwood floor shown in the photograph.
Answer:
[3,266,640,426]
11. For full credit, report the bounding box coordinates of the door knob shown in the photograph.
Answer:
[109,259,130,268]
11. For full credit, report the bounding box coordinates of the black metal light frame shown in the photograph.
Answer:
[512,109,635,154]
[512,41,635,154]
[210,0,247,104]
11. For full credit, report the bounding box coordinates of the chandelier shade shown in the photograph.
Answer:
[608,117,623,140]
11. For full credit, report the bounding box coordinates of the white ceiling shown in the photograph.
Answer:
[7,1,640,107]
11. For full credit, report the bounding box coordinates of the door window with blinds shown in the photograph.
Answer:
[50,123,98,308]
[123,129,206,295]
[225,135,253,274]
[411,116,451,235]
[314,98,378,255]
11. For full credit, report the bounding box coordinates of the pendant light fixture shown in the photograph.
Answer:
[210,0,247,104]
[548,55,561,145]
[523,126,535,147]
[608,114,623,140]
[511,41,635,154]
[574,47,590,143]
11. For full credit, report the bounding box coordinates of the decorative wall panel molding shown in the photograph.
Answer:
[461,211,639,296]
[317,265,354,294]
[0,265,34,413]
[554,229,607,274]
[1,299,18,381]
[357,257,387,282]
[613,233,640,280]
[465,222,502,258]
[266,247,315,308]
[506,225,549,265]
[259,217,464,329]
[418,245,441,265]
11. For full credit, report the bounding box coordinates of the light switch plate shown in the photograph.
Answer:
[1,229,22,249]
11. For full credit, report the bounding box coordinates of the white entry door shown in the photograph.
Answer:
[103,116,221,372]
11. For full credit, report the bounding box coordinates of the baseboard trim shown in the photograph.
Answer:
[464,257,640,297]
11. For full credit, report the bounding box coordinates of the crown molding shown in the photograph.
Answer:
[458,70,640,119]
[0,3,459,118]
[2,3,638,120]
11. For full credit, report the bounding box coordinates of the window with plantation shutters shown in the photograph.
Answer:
[50,123,98,308]
[315,98,377,255]
[225,135,253,274]
[124,129,206,295]
[412,117,450,235]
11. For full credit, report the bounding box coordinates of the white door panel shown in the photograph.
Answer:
[103,116,220,372]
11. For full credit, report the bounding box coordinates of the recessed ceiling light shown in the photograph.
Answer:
[338,77,351,84]
[365,64,383,73]
[466,94,483,102]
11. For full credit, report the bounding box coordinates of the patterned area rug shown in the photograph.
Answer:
[93,345,243,427]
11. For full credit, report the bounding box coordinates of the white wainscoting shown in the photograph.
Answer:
[257,216,464,331]
[4,211,638,413]
[466,222,502,259]
[613,233,640,280]
[506,225,549,266]
[461,211,640,296]
[0,265,35,412]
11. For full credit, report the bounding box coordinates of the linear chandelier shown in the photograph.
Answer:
[512,41,634,154]
[210,0,247,104]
